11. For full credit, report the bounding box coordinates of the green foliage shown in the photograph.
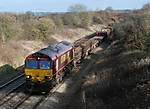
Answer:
[78,12,92,27]
[0,14,23,42]
[0,11,111,42]
[68,4,88,12]
[36,18,55,39]
[26,18,55,40]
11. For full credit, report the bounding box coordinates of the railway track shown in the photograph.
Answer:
[0,73,24,89]
[1,75,69,109]
[0,88,30,109]
[0,74,25,102]
[15,70,73,109]
[0,74,26,109]
[0,65,80,109]
[0,48,102,109]
[11,45,101,109]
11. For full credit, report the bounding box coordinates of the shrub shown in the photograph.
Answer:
[23,18,55,40]
[78,12,92,27]
[0,14,24,42]
[113,14,150,51]
[62,13,82,27]
[50,13,63,27]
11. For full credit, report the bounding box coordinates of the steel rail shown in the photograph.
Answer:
[0,81,25,106]
[0,73,24,89]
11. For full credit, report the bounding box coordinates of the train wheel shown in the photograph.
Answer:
[56,74,61,84]
[59,73,63,82]
[51,77,56,87]
[70,63,74,70]
[56,72,64,84]
[86,51,89,57]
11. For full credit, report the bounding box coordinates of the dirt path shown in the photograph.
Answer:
[36,44,106,109]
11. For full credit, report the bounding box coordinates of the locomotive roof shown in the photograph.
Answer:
[38,41,73,60]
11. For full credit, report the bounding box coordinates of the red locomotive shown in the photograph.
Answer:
[25,41,74,92]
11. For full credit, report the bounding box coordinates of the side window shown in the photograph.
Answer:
[56,59,58,70]
[58,57,61,68]
[69,50,73,59]
[65,53,69,62]
[61,54,65,62]
[66,53,68,59]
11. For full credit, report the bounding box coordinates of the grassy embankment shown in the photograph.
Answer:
[67,9,150,109]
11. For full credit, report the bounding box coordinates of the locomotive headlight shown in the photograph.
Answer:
[26,75,31,79]
[45,76,51,79]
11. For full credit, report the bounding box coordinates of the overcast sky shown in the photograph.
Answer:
[0,0,149,12]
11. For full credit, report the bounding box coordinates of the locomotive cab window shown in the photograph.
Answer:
[26,60,38,69]
[26,59,51,69]
[69,51,73,59]
[39,60,51,69]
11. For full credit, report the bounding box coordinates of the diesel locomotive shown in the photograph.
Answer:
[25,41,74,92]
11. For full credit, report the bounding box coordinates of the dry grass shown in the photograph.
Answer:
[0,40,48,84]
[67,39,150,109]
[53,25,100,43]
[0,40,47,67]
[0,24,103,68]
[81,49,150,109]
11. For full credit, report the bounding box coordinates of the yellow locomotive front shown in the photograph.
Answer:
[25,53,53,92]
[25,41,74,92]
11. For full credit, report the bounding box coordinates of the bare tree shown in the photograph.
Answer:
[105,6,113,11]
[142,2,150,9]
[68,4,88,12]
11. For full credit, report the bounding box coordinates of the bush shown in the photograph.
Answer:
[51,13,63,27]
[35,18,55,39]
[62,12,92,28]
[113,14,150,51]
[62,13,81,27]
[0,11,112,42]
[78,12,92,27]
[0,14,23,42]
[91,11,111,24]
[23,18,55,40]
